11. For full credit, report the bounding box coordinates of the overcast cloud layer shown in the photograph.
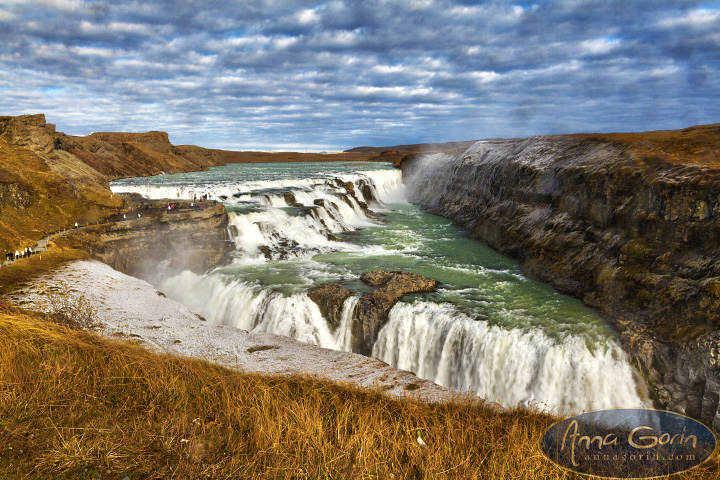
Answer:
[1,1,719,150]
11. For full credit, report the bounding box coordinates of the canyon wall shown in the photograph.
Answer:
[82,201,234,282]
[400,128,720,429]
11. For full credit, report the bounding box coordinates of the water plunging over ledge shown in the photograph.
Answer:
[111,161,648,414]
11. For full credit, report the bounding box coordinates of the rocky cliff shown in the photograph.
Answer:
[81,200,234,282]
[400,125,720,429]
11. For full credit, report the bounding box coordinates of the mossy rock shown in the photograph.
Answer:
[619,238,655,265]
[702,278,720,298]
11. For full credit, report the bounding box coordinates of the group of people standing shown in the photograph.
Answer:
[5,246,36,262]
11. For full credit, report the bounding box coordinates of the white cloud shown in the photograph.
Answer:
[373,65,405,74]
[581,37,621,55]
[469,71,500,83]
[296,8,319,25]
[73,46,114,57]
[657,8,720,29]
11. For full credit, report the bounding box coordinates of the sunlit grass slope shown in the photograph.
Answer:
[2,308,719,479]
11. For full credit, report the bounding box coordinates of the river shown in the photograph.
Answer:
[110,161,647,414]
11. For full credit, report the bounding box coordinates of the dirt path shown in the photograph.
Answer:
[1,224,91,268]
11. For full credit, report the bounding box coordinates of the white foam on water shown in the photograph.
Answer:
[372,301,646,415]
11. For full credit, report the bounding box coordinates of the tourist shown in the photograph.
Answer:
[15,250,19,260]
[75,221,78,228]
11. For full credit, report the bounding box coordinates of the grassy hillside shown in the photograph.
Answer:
[0,308,547,479]
[3,308,718,479]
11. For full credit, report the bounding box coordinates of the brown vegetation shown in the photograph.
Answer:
[577,123,720,168]
[3,311,718,479]
[4,114,720,478]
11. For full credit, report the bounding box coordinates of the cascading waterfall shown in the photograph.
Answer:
[111,161,648,415]
[373,302,643,413]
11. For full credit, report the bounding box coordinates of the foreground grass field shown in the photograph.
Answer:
[2,308,719,480]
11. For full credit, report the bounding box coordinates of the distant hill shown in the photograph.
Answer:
[345,140,481,154]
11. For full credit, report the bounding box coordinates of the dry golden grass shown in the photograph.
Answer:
[576,124,720,168]
[0,139,122,253]
[2,311,718,480]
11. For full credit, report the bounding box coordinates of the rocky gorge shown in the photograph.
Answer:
[399,126,720,429]
[4,112,720,428]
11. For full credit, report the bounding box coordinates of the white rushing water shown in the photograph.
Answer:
[374,302,643,413]
[111,162,647,414]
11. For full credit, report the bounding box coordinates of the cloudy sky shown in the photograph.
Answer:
[1,1,718,151]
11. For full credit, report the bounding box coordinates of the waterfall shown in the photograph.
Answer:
[158,270,336,346]
[333,296,359,352]
[111,162,649,414]
[373,302,645,415]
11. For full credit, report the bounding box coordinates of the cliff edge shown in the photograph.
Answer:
[401,125,720,428]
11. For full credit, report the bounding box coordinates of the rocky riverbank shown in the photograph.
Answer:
[400,126,720,429]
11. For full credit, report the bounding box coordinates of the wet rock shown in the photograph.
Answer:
[359,183,376,204]
[309,271,438,355]
[283,191,303,207]
[258,245,273,259]
[353,271,438,354]
[308,284,353,329]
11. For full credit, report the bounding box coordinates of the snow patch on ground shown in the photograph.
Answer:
[9,260,459,404]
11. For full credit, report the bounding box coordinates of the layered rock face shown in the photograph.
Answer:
[83,201,234,281]
[309,270,438,355]
[401,133,720,428]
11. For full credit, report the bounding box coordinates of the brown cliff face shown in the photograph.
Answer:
[82,201,233,281]
[309,270,438,355]
[401,126,720,428]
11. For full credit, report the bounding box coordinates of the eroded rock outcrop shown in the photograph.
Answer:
[308,284,353,328]
[309,270,438,355]
[83,200,233,281]
[401,128,720,428]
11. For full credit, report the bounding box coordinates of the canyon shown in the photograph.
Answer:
[3,113,720,428]
[400,128,720,428]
